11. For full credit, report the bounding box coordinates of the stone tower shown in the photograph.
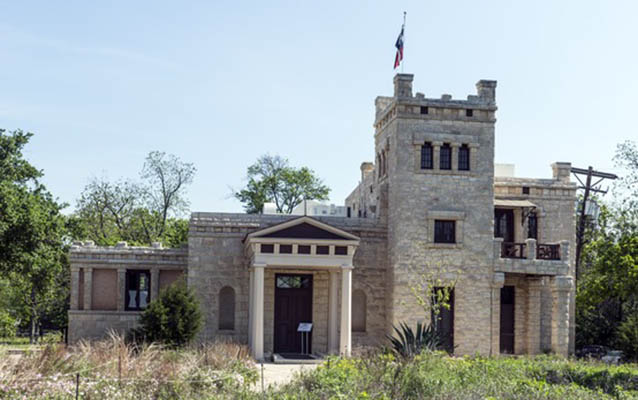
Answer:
[374,74,499,354]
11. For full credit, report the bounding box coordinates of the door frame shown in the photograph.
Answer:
[273,273,314,354]
[500,285,515,354]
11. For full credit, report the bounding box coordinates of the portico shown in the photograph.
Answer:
[244,217,360,360]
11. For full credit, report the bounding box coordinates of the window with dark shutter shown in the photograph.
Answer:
[440,143,452,170]
[458,144,470,171]
[421,142,433,170]
[528,212,538,239]
[434,220,456,243]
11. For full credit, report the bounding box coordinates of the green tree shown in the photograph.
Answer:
[576,140,638,357]
[73,151,195,247]
[0,129,68,342]
[133,281,202,347]
[234,154,330,214]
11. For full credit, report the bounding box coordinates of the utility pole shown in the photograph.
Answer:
[571,166,617,287]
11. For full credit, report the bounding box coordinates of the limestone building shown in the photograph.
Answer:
[68,74,576,359]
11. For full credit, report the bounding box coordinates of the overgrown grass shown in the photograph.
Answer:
[269,351,638,399]
[3,340,638,399]
[0,332,257,399]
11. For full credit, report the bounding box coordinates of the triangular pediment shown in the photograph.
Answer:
[246,216,359,241]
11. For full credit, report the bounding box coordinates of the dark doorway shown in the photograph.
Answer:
[274,274,313,354]
[494,209,515,242]
[500,286,515,354]
[432,287,454,353]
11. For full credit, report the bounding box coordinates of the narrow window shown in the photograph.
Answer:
[218,286,235,330]
[458,144,470,171]
[434,220,456,243]
[125,270,151,311]
[279,244,293,254]
[432,287,454,353]
[335,246,348,255]
[316,245,329,255]
[466,109,473,117]
[352,289,367,332]
[528,212,538,239]
[420,106,428,115]
[421,142,433,170]
[260,244,274,254]
[522,186,530,195]
[347,207,351,218]
[440,143,452,170]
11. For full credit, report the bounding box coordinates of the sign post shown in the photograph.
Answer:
[297,322,313,355]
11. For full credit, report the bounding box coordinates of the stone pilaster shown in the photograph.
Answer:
[491,272,505,356]
[525,238,537,260]
[526,278,544,354]
[83,267,93,311]
[117,268,126,311]
[70,268,80,310]
[560,240,570,262]
[450,143,460,171]
[151,268,159,301]
[551,275,573,356]
[432,141,442,170]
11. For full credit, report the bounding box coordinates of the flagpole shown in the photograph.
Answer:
[402,11,406,74]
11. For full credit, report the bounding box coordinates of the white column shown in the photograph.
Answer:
[83,267,93,311]
[339,265,353,357]
[248,268,254,348]
[251,263,265,360]
[328,270,340,354]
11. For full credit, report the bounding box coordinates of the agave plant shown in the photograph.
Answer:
[387,321,441,358]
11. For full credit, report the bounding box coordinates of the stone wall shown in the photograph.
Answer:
[188,212,387,351]
[68,242,187,343]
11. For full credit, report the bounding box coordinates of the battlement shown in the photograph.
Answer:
[375,74,498,132]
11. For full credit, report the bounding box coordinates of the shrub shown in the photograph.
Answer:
[133,281,202,347]
[387,321,440,358]
[616,312,638,360]
[0,309,17,338]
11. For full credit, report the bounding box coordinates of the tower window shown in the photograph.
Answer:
[466,109,473,117]
[440,143,452,170]
[434,220,456,243]
[421,142,433,170]
[420,106,429,115]
[458,144,470,171]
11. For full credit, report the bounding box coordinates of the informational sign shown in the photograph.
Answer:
[297,322,313,332]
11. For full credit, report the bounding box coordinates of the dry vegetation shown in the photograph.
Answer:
[0,332,256,399]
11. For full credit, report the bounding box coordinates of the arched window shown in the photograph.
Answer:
[352,289,367,332]
[219,286,235,330]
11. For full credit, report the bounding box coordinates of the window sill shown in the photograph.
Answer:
[218,329,236,334]
[425,243,463,249]
[415,169,477,177]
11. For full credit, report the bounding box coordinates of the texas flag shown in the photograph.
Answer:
[394,25,404,69]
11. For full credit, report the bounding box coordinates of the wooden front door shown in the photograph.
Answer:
[500,286,515,354]
[274,274,313,354]
[494,209,515,242]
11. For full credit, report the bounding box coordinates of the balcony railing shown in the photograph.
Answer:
[537,243,561,260]
[500,241,562,261]
[501,242,526,259]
